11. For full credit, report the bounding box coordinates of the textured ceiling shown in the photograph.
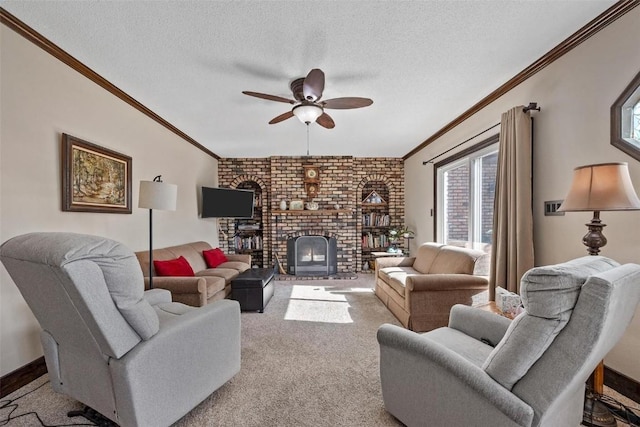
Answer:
[2,1,616,158]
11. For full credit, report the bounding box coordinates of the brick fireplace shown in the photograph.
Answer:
[218,156,404,273]
[287,234,338,276]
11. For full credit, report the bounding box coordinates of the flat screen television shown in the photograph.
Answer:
[201,187,255,218]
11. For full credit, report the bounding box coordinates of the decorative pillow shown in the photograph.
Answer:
[203,248,228,268]
[483,256,619,390]
[153,256,195,277]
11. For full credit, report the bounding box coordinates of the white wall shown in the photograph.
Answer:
[405,8,640,380]
[0,25,221,376]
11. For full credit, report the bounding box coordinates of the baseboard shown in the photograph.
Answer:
[1,356,638,404]
[0,356,47,398]
[604,366,640,404]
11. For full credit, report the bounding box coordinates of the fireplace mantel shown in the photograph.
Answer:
[272,209,351,215]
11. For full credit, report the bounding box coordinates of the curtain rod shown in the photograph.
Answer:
[421,123,499,165]
[422,102,540,165]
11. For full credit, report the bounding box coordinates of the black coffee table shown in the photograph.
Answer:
[230,266,276,313]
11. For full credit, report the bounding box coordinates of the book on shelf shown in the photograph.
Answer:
[234,234,263,251]
[361,232,388,249]
[362,212,390,227]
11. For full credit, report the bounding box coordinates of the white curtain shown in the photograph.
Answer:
[489,106,535,299]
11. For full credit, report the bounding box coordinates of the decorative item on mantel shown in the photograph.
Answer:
[289,200,304,210]
[303,165,320,182]
[305,201,319,210]
[305,182,319,198]
[280,200,287,210]
[304,165,320,198]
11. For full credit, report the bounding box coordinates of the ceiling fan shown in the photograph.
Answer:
[242,68,373,129]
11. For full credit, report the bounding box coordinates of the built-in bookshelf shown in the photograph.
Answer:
[233,181,263,267]
[361,183,392,269]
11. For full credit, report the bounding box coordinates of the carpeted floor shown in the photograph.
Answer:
[1,276,404,426]
[176,276,402,427]
[2,276,638,426]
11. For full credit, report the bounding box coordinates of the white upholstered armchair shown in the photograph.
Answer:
[0,232,241,427]
[377,256,640,426]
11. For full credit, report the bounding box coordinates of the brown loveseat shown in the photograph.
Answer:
[135,241,251,307]
[375,242,489,332]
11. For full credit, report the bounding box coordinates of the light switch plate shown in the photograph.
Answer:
[544,200,564,216]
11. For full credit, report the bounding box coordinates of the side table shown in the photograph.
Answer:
[475,301,516,320]
[370,251,404,271]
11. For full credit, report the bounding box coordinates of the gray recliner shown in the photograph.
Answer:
[0,232,241,427]
[377,256,640,427]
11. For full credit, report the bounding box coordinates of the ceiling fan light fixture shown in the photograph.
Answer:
[293,104,323,124]
[243,68,372,129]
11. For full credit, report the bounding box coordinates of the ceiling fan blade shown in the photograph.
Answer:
[316,112,335,129]
[242,91,295,104]
[322,97,373,109]
[269,110,295,124]
[303,69,325,102]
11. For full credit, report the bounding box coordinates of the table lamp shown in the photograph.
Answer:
[139,175,177,289]
[558,162,640,255]
[558,162,640,426]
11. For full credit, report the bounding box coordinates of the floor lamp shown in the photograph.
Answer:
[138,175,177,289]
[558,162,640,427]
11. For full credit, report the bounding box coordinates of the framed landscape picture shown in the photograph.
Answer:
[62,134,132,213]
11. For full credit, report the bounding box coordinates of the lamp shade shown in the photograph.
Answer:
[138,180,177,211]
[292,104,323,124]
[559,162,640,212]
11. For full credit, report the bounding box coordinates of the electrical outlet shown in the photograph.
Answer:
[544,200,564,216]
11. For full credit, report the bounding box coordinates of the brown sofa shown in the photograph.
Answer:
[135,241,251,307]
[375,242,489,332]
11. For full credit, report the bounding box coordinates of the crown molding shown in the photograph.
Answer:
[0,7,220,160]
[403,0,639,160]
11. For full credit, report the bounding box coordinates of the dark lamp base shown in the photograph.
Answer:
[583,393,617,427]
[582,211,607,256]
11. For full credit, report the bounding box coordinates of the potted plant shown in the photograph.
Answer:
[387,228,401,253]
[399,226,415,238]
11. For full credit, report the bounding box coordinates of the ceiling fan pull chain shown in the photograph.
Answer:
[306,123,310,156]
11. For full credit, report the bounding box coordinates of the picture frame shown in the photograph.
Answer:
[62,133,132,213]
[289,200,304,210]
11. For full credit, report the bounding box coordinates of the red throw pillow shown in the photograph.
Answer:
[203,248,228,268]
[153,256,195,277]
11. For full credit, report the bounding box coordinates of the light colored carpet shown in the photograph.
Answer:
[2,276,638,426]
[1,276,404,426]
[176,276,402,427]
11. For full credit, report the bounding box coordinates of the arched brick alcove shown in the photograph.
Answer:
[356,174,404,272]
[218,175,270,267]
